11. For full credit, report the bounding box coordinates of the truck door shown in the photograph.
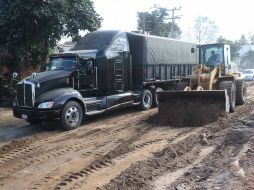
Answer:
[78,58,97,91]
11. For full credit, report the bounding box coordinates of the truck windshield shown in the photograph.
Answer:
[201,46,224,67]
[49,57,76,71]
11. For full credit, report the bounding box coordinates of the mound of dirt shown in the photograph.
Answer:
[102,134,200,190]
[223,128,253,146]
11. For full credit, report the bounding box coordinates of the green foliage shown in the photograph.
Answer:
[137,5,181,39]
[0,0,102,72]
[239,35,249,45]
[240,50,254,69]
[248,33,254,45]
[217,36,241,62]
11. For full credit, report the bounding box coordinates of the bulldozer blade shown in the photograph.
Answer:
[156,90,229,127]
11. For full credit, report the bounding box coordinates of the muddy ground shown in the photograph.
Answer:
[0,82,254,190]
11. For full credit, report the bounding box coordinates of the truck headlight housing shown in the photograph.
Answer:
[38,101,54,109]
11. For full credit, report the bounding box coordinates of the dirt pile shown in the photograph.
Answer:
[167,113,254,190]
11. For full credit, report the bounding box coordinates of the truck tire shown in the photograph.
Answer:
[152,88,163,107]
[235,80,247,105]
[61,101,83,130]
[140,89,153,110]
[219,81,236,112]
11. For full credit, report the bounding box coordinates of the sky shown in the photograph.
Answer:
[91,0,254,41]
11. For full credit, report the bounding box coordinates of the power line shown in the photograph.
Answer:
[140,7,182,38]
[166,7,182,38]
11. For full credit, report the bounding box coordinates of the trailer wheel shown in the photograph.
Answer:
[140,89,153,110]
[219,81,236,112]
[236,80,247,105]
[152,88,163,107]
[61,101,83,130]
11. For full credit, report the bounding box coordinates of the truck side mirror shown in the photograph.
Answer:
[191,47,195,53]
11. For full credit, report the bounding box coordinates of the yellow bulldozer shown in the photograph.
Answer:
[157,43,247,126]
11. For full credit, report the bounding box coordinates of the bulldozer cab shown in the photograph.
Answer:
[199,43,231,75]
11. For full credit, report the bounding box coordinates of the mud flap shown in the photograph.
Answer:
[157,90,229,127]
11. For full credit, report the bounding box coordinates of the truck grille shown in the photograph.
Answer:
[17,81,35,107]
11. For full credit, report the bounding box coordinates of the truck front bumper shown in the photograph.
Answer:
[13,107,62,121]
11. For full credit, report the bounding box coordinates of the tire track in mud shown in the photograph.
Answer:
[52,127,199,190]
[0,126,139,181]
[0,114,152,190]
[28,125,150,190]
[0,109,149,166]
[0,108,150,155]
[101,132,204,190]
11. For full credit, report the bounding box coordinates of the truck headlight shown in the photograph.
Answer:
[38,101,54,109]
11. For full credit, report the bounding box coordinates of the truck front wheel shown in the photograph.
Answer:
[61,101,83,130]
[140,89,153,110]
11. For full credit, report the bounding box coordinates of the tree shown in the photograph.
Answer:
[194,16,219,43]
[137,5,181,39]
[0,0,102,74]
[217,36,241,62]
[248,32,254,45]
[183,16,219,43]
[240,50,254,69]
[239,35,248,45]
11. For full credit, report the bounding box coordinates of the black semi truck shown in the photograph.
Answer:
[13,30,197,130]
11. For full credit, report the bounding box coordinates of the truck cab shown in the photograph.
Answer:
[13,31,134,130]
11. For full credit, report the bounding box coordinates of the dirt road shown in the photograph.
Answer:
[0,82,254,190]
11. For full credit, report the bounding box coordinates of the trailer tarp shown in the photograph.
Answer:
[127,33,197,65]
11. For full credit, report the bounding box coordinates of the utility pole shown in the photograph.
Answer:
[142,13,146,34]
[167,7,182,38]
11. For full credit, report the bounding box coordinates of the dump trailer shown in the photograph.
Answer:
[13,30,197,130]
[157,43,247,126]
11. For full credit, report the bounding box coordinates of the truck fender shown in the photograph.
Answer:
[36,88,86,112]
